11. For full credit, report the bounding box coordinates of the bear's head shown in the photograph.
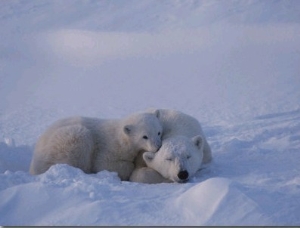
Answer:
[123,110,162,153]
[143,135,204,183]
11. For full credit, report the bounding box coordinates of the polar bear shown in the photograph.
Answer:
[130,109,212,183]
[29,111,163,181]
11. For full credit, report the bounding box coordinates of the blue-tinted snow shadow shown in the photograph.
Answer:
[0,142,33,173]
[203,108,300,177]
[254,108,300,121]
[196,109,300,225]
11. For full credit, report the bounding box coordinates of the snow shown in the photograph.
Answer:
[1,0,300,225]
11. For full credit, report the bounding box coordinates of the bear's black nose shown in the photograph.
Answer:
[177,170,189,180]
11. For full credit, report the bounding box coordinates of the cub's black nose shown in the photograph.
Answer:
[177,170,189,180]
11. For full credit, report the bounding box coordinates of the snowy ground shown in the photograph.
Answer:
[1,0,300,225]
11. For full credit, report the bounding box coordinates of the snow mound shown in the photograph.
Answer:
[0,164,271,226]
[0,165,121,225]
[173,178,271,225]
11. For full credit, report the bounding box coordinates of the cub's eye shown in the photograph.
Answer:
[158,132,161,136]
[166,158,172,161]
[143,135,148,140]
[187,155,191,159]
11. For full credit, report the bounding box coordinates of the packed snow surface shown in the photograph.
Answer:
[1,0,300,225]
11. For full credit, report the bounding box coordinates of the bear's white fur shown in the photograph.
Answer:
[29,111,163,181]
[130,109,212,183]
[142,135,205,183]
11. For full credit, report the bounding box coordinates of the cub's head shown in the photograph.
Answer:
[123,110,162,153]
[143,135,204,183]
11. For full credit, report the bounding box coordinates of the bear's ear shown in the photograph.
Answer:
[124,125,133,135]
[192,135,203,150]
[153,109,160,118]
[143,152,155,163]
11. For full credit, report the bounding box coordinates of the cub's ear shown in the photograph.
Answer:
[124,125,133,135]
[143,152,155,163]
[192,135,203,150]
[153,109,160,118]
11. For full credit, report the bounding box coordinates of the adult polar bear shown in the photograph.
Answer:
[130,109,212,183]
[30,111,163,181]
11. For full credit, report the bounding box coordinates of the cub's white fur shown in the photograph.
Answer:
[30,111,162,181]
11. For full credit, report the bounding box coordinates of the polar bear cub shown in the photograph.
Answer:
[130,109,212,183]
[29,111,163,181]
